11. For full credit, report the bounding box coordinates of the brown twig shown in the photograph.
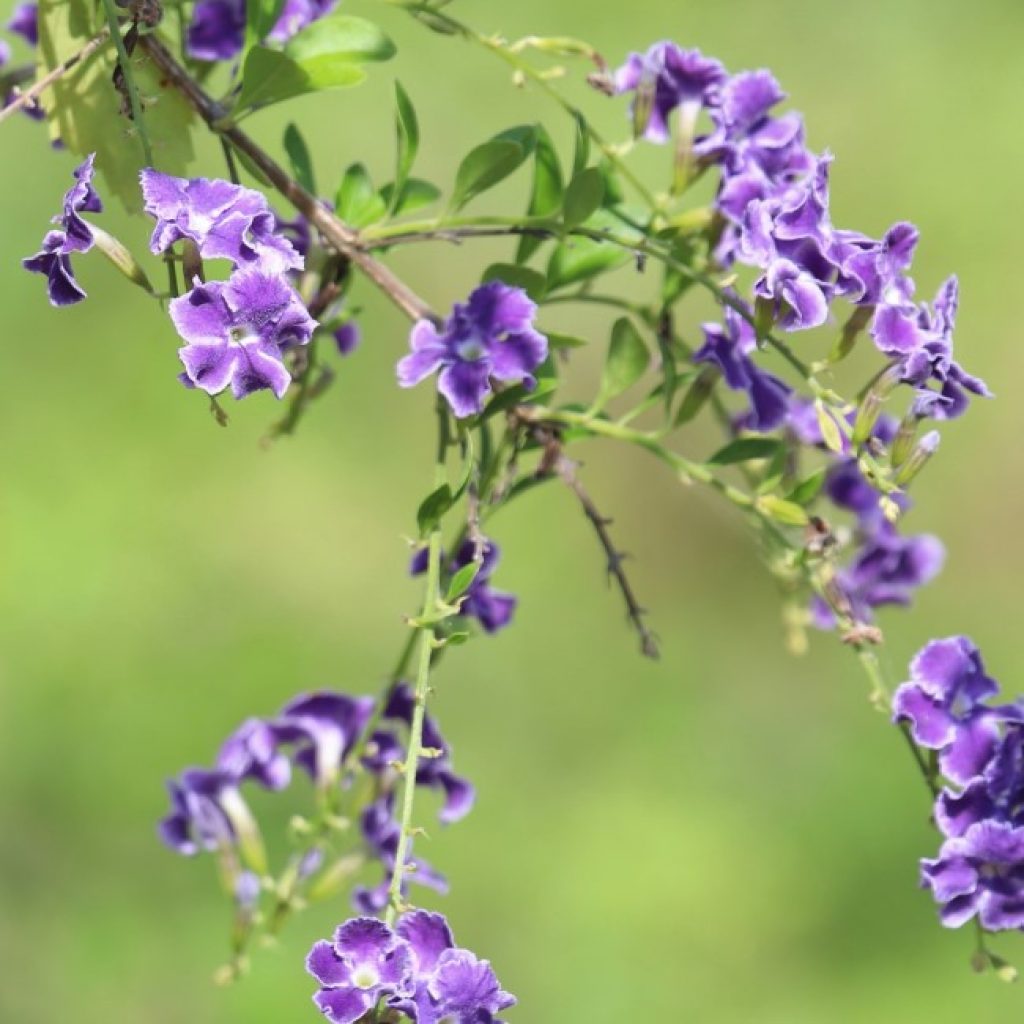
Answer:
[138,35,434,325]
[526,421,659,660]
[0,29,111,126]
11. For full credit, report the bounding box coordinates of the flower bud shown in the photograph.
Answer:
[890,411,921,469]
[631,76,656,140]
[851,365,902,446]
[894,430,940,486]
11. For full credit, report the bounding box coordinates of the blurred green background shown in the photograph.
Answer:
[3,0,1024,1020]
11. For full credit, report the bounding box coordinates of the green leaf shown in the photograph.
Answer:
[814,400,846,454]
[562,167,604,229]
[391,80,419,213]
[417,484,454,535]
[479,377,558,421]
[571,112,590,177]
[786,468,827,506]
[673,367,717,427]
[283,123,316,194]
[756,494,810,527]
[378,178,441,216]
[546,237,628,290]
[236,46,366,113]
[450,127,535,212]
[708,438,781,466]
[245,0,286,53]
[284,14,396,62]
[516,124,563,264]
[446,562,480,603]
[599,158,625,208]
[37,7,195,212]
[545,332,587,350]
[596,318,649,403]
[482,263,547,302]
[336,163,386,227]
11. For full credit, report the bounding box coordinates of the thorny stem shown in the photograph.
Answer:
[385,403,450,925]
[138,35,435,325]
[0,29,112,125]
[552,443,659,658]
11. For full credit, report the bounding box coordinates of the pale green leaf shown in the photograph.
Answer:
[38,3,195,212]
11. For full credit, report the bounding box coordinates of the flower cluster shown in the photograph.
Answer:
[141,169,316,399]
[398,281,548,418]
[411,536,517,636]
[307,911,515,1024]
[159,685,473,912]
[23,153,103,306]
[894,638,1024,931]
[615,44,989,424]
[187,0,336,61]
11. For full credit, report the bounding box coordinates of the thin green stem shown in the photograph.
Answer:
[384,404,450,924]
[97,0,154,166]
[380,1,659,210]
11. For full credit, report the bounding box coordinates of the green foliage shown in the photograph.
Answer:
[449,126,535,212]
[391,80,419,213]
[562,167,604,229]
[596,318,649,406]
[335,163,386,227]
[244,0,287,54]
[446,562,481,603]
[283,123,316,194]
[708,438,782,466]
[235,46,367,113]
[516,125,563,263]
[482,263,547,302]
[235,16,395,114]
[37,2,196,212]
[379,178,441,215]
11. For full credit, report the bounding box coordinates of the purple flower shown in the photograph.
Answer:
[158,768,243,855]
[23,154,102,306]
[186,0,336,61]
[272,691,376,788]
[394,910,516,1024]
[186,0,245,61]
[140,169,302,273]
[921,820,1024,930]
[7,2,37,45]
[307,917,413,1024]
[217,718,291,790]
[834,221,918,307]
[893,637,1006,786]
[839,524,944,619]
[753,257,829,330]
[898,277,991,420]
[693,304,791,431]
[333,321,361,357]
[398,282,548,418]
[614,42,726,143]
[170,266,316,399]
